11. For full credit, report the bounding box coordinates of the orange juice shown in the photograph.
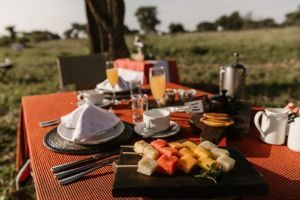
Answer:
[150,74,166,100]
[106,68,118,87]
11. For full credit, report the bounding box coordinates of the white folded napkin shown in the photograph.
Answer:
[96,76,131,92]
[60,103,120,142]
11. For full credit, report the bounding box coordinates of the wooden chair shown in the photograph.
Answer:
[57,53,108,91]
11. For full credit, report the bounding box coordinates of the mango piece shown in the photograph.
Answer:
[211,148,230,159]
[182,141,197,151]
[178,155,197,174]
[168,142,184,150]
[194,146,212,158]
[216,155,235,172]
[197,157,216,170]
[200,141,217,151]
[178,147,197,158]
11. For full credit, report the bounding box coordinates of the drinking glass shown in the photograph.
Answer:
[106,61,118,104]
[131,94,148,124]
[149,66,166,107]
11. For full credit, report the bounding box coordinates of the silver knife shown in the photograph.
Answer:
[51,151,118,173]
[58,155,119,185]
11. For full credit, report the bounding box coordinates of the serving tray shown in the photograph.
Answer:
[112,146,268,198]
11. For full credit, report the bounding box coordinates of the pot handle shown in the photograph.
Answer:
[219,67,225,92]
[254,111,267,138]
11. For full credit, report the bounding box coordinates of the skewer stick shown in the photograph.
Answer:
[120,145,134,148]
[122,152,141,155]
[112,160,138,173]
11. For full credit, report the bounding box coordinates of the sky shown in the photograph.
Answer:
[0,0,299,36]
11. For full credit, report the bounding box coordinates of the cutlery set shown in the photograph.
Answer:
[51,153,119,185]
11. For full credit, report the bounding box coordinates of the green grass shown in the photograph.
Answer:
[1,27,300,199]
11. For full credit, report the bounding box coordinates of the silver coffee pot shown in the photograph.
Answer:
[219,53,246,99]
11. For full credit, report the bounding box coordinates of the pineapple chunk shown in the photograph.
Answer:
[178,155,197,174]
[197,157,216,170]
[178,147,197,158]
[216,155,235,172]
[194,146,212,158]
[143,146,159,160]
[168,142,184,150]
[134,140,151,154]
[137,157,157,176]
[182,141,197,151]
[211,148,230,159]
[200,141,217,151]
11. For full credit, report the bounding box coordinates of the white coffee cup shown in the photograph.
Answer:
[143,109,170,132]
[287,117,300,152]
[254,108,289,145]
[83,90,103,105]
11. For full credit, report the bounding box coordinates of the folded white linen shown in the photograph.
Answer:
[96,76,131,92]
[60,103,120,142]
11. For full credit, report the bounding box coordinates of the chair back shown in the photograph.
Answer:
[57,53,108,91]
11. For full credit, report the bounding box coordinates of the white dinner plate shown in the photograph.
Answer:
[77,99,111,107]
[57,121,124,145]
[134,121,180,138]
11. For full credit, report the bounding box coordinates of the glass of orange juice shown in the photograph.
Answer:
[106,61,118,104]
[149,66,166,107]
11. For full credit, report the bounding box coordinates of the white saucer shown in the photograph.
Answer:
[134,121,180,138]
[57,121,124,145]
[77,99,111,107]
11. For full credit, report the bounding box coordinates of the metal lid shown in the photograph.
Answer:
[226,53,246,69]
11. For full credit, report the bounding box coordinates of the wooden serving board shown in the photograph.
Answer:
[112,147,268,198]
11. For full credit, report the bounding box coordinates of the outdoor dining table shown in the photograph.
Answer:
[16,82,300,200]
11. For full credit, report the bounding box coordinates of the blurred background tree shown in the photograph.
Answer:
[135,6,160,34]
[64,23,87,39]
[5,26,16,41]
[216,11,243,30]
[284,6,300,26]
[169,23,185,34]
[196,22,216,32]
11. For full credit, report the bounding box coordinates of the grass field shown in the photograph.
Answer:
[1,27,300,199]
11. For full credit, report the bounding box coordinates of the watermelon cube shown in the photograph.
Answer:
[159,147,178,157]
[150,139,168,151]
[157,154,178,176]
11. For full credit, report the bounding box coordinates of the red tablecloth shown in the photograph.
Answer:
[16,83,300,200]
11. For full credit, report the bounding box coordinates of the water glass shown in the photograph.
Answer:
[131,94,148,124]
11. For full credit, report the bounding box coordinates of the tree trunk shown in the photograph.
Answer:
[85,0,129,59]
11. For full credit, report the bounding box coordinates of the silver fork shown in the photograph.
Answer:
[39,118,61,127]
[166,100,204,114]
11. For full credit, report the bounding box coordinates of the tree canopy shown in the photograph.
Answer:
[135,6,160,34]
[169,23,185,34]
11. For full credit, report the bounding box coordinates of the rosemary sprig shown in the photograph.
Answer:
[194,163,223,184]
